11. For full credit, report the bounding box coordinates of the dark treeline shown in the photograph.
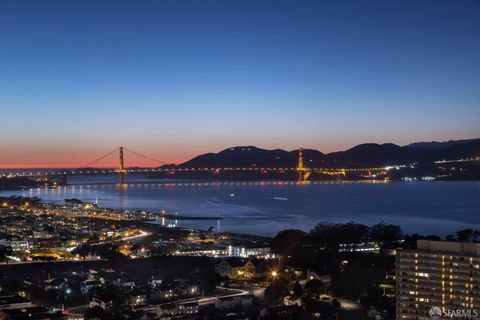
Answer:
[270,221,403,257]
[271,221,479,257]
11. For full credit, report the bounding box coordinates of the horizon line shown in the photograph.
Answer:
[1,137,478,170]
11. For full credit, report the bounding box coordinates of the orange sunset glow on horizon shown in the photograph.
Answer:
[1,134,475,169]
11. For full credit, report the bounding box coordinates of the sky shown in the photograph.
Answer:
[1,0,479,168]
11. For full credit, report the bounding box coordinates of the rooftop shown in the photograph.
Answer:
[417,240,480,255]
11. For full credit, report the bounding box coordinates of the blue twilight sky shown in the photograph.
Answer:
[0,0,479,167]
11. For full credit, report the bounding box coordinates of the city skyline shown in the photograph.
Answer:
[1,0,480,167]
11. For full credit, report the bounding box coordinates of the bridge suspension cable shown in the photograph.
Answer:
[78,147,120,169]
[123,147,170,165]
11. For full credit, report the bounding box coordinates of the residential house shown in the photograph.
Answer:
[176,302,199,316]
[128,289,148,307]
[215,258,257,280]
[81,280,102,294]
[89,298,113,311]
[44,278,67,291]
[174,281,199,297]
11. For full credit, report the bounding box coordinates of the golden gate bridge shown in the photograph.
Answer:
[1,146,387,184]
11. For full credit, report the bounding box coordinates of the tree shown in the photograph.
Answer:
[305,279,324,295]
[310,222,370,251]
[370,222,403,246]
[304,298,335,318]
[197,270,222,295]
[64,289,89,308]
[332,298,341,309]
[0,245,13,264]
[265,280,289,301]
[87,234,100,245]
[94,244,125,261]
[403,234,440,249]
[309,222,340,251]
[339,222,369,251]
[425,234,441,241]
[331,255,388,299]
[360,285,395,315]
[72,244,91,261]
[84,306,105,320]
[473,229,480,242]
[293,280,303,298]
[43,289,61,306]
[456,229,473,242]
[270,229,307,255]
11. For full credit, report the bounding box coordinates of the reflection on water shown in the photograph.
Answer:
[1,175,479,237]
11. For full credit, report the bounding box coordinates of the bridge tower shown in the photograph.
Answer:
[118,147,127,185]
[297,146,311,182]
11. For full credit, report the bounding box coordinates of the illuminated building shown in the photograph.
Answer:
[227,245,271,258]
[396,240,480,320]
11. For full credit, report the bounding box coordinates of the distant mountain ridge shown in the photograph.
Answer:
[178,139,480,168]
[181,146,326,168]
[405,138,480,150]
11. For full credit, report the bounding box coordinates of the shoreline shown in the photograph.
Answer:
[1,181,479,239]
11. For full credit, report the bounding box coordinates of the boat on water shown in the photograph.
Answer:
[273,197,288,201]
